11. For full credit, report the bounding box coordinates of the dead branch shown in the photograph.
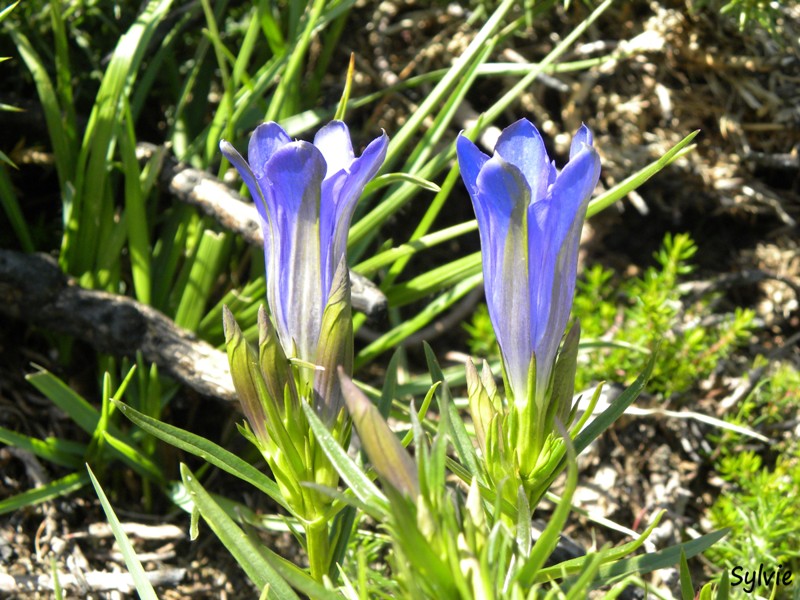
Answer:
[0,249,236,402]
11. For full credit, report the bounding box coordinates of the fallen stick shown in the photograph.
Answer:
[0,249,236,402]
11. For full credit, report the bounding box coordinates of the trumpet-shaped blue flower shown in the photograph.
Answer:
[457,119,600,404]
[220,121,388,416]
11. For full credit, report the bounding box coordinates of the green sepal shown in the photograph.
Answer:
[465,358,496,455]
[258,305,298,414]
[223,306,270,449]
[314,258,354,423]
[550,319,581,429]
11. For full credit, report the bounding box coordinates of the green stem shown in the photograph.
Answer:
[306,518,330,582]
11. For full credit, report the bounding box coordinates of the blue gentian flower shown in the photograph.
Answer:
[220,121,388,417]
[457,119,600,404]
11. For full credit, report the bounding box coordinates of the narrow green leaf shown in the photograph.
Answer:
[0,426,85,469]
[679,549,694,600]
[589,529,730,588]
[113,400,291,513]
[423,343,482,484]
[301,400,389,515]
[587,131,700,218]
[0,472,89,515]
[87,465,158,600]
[363,172,441,195]
[181,464,299,599]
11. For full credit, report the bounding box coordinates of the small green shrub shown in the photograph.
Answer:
[707,361,800,576]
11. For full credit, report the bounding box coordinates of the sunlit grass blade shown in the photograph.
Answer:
[173,229,229,330]
[9,30,75,193]
[181,463,300,599]
[87,464,158,600]
[588,529,730,588]
[515,424,579,586]
[102,432,165,485]
[0,471,89,516]
[119,105,152,304]
[353,221,477,277]
[385,254,482,308]
[0,426,85,469]
[423,343,482,484]
[587,131,700,218]
[26,368,138,447]
[532,511,666,583]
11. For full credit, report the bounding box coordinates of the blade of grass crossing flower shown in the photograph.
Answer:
[423,343,482,484]
[301,401,389,513]
[265,0,326,121]
[382,0,516,171]
[112,400,292,512]
[86,465,158,600]
[586,131,700,218]
[385,253,482,307]
[181,464,300,598]
[380,161,467,289]
[479,0,613,129]
[0,472,89,516]
[354,221,477,277]
[362,172,441,196]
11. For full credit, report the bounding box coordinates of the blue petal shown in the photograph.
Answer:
[248,122,292,181]
[494,119,551,201]
[314,121,355,178]
[456,134,489,198]
[262,141,327,360]
[527,143,600,396]
[569,124,594,160]
[474,155,532,398]
[219,140,269,222]
[319,131,388,299]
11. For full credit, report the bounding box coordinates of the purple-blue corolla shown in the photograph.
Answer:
[220,121,388,417]
[457,119,600,404]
